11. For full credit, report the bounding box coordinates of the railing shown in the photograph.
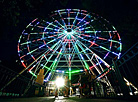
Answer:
[113,42,138,95]
[0,64,44,97]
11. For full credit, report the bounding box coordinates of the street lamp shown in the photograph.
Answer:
[55,77,65,87]
[126,82,130,86]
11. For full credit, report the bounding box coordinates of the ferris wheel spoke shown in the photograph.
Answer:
[75,34,95,43]
[41,42,62,72]
[54,20,66,29]
[46,31,66,42]
[65,43,75,67]
[75,20,90,30]
[67,9,71,26]
[78,26,92,31]
[29,40,62,72]
[20,43,46,57]
[45,21,64,31]
[20,46,53,75]
[74,34,97,46]
[62,42,73,67]
[75,43,89,70]
[23,31,62,35]
[29,55,47,77]
[51,15,66,29]
[20,37,46,46]
[67,39,78,65]
[77,40,111,68]
[44,48,63,78]
[49,49,63,73]
[71,11,80,28]
[20,31,64,46]
[46,34,67,56]
[48,34,68,52]
[75,13,90,27]
[95,55,104,72]
[79,33,94,38]
[49,54,63,80]
[69,49,76,65]
[41,31,63,35]
[46,35,63,44]
[57,10,67,29]
[84,30,117,33]
[76,40,102,74]
[72,40,84,63]
[27,48,52,73]
[75,34,120,57]
[74,43,88,70]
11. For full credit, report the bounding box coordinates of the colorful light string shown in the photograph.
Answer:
[18,9,122,82]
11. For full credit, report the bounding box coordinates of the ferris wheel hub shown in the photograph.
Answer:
[67,28,72,32]
[64,29,76,39]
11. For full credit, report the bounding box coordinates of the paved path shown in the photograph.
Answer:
[0,96,137,102]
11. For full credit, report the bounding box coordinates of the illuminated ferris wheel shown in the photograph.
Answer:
[18,9,122,81]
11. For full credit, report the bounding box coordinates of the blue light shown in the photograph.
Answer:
[36,22,40,25]
[44,72,51,82]
[80,54,84,59]
[39,44,45,49]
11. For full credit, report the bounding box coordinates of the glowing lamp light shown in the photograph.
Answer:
[126,82,130,86]
[55,77,65,87]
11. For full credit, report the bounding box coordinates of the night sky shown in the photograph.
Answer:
[0,0,138,72]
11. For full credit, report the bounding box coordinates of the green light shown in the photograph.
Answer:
[120,43,122,51]
[26,23,31,28]
[30,32,38,34]
[46,27,54,30]
[69,67,71,80]
[71,70,82,73]
[51,41,60,49]
[84,61,89,70]
[6,93,9,96]
[100,46,110,52]
[112,26,117,30]
[29,71,37,77]
[66,70,83,74]
[76,42,89,70]
[28,48,37,54]
[85,27,91,29]
[109,39,120,43]
[47,39,56,44]
[85,31,95,33]
[74,43,89,71]
[50,59,57,69]
[67,34,71,39]
[20,41,30,45]
[43,65,51,70]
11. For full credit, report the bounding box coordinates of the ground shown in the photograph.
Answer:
[0,96,137,102]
